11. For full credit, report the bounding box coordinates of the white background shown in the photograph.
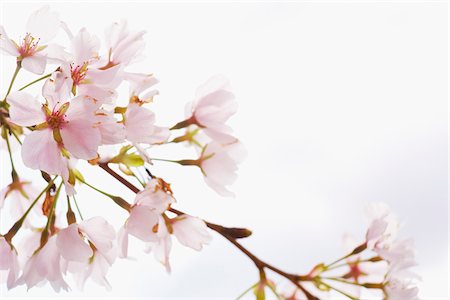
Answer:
[1,1,448,299]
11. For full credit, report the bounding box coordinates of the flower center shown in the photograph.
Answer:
[18,33,39,58]
[70,63,89,86]
[46,113,67,129]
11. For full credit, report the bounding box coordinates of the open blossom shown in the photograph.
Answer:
[7,73,102,190]
[197,141,246,197]
[0,180,41,227]
[119,178,175,257]
[104,20,145,67]
[124,104,169,145]
[185,75,238,143]
[57,217,116,290]
[171,215,212,251]
[18,236,69,291]
[384,270,419,300]
[61,28,120,103]
[125,72,159,104]
[0,6,62,74]
[0,237,19,289]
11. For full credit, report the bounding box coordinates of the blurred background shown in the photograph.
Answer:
[1,1,448,299]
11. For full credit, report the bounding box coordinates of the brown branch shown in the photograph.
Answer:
[98,162,317,299]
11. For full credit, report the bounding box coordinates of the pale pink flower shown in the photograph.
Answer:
[0,6,61,74]
[0,237,20,289]
[18,236,69,291]
[198,141,246,197]
[62,28,120,103]
[118,179,175,257]
[384,271,419,300]
[172,215,212,251]
[58,217,116,290]
[365,203,400,250]
[96,109,126,145]
[186,75,238,143]
[125,72,159,103]
[142,216,173,272]
[104,20,145,66]
[141,215,211,272]
[7,74,102,190]
[0,180,42,227]
[124,103,169,145]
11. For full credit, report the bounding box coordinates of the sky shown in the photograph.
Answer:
[1,1,448,299]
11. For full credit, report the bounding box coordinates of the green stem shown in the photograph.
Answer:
[3,61,21,100]
[319,281,358,300]
[325,256,382,272]
[151,157,198,166]
[325,243,367,269]
[235,282,259,300]
[10,129,22,145]
[72,194,84,220]
[4,178,56,241]
[4,130,18,181]
[18,73,51,91]
[80,178,131,211]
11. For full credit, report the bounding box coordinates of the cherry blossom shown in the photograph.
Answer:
[61,28,120,103]
[184,75,238,143]
[104,20,145,67]
[18,236,69,291]
[7,74,102,191]
[0,6,62,74]
[58,217,116,290]
[124,103,169,145]
[0,237,19,289]
[0,180,41,227]
[197,141,246,197]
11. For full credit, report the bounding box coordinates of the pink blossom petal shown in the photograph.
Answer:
[57,224,93,262]
[21,129,66,175]
[78,217,115,254]
[0,26,19,56]
[7,91,45,126]
[125,206,159,242]
[172,215,212,251]
[26,6,60,43]
[22,55,47,75]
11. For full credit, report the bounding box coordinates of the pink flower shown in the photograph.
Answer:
[124,103,169,145]
[57,217,116,290]
[0,180,41,227]
[18,236,69,291]
[104,20,145,67]
[197,141,246,197]
[0,6,61,74]
[172,215,212,251]
[125,72,159,103]
[186,75,238,143]
[7,74,102,190]
[62,28,120,103]
[96,109,126,145]
[384,271,419,300]
[365,203,400,250]
[0,237,19,289]
[118,179,175,257]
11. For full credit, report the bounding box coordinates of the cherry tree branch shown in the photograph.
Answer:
[98,162,317,299]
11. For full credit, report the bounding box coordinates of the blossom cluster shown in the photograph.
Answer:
[0,7,418,299]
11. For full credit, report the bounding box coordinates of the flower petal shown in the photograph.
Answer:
[26,6,60,43]
[22,55,47,75]
[21,129,66,175]
[78,217,115,254]
[57,224,93,262]
[7,91,45,126]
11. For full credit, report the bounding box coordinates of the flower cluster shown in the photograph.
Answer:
[0,6,418,299]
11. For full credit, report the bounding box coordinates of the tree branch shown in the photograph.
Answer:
[97,162,316,299]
